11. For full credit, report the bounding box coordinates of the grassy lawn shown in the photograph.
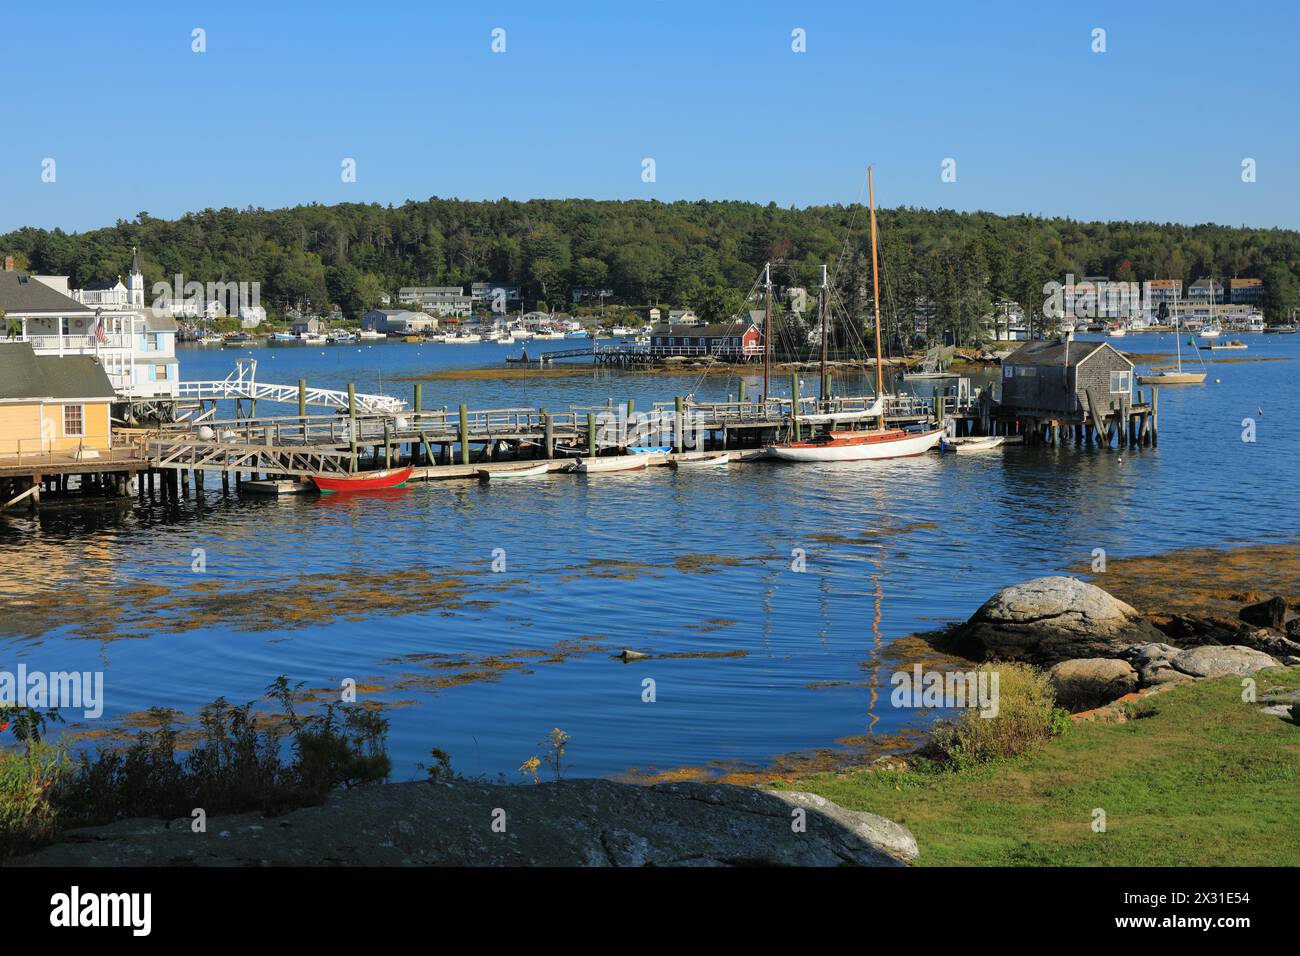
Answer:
[782,668,1300,866]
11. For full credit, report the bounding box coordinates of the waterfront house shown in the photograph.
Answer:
[1,253,178,400]
[1229,277,1264,305]
[470,282,521,304]
[291,316,323,335]
[1000,339,1134,421]
[1187,278,1224,304]
[398,286,473,317]
[0,343,115,457]
[649,319,761,358]
[360,309,436,334]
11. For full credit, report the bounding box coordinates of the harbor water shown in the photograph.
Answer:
[2,332,1297,780]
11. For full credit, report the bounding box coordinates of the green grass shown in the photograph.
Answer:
[781,668,1300,866]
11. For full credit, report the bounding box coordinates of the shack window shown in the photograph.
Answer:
[155,364,169,380]
[63,404,84,437]
[1015,367,1037,377]
[1110,370,1131,394]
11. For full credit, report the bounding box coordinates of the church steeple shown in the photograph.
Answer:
[128,246,144,309]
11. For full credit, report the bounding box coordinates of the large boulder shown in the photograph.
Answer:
[950,576,1165,664]
[9,778,916,868]
[1047,658,1139,710]
[1239,596,1288,631]
[1170,645,1281,679]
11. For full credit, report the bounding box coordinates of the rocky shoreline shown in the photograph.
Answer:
[936,575,1299,716]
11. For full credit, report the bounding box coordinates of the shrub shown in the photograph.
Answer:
[0,734,68,859]
[931,662,1068,767]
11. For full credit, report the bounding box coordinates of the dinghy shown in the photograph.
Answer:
[567,455,651,473]
[670,453,730,468]
[311,465,413,493]
[477,463,551,481]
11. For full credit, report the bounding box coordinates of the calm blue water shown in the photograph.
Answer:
[2,332,1297,780]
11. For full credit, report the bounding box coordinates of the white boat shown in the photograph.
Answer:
[766,168,946,464]
[197,333,224,346]
[939,435,1015,453]
[1198,325,1221,338]
[1107,325,1127,338]
[358,329,384,340]
[269,331,298,343]
[567,454,651,473]
[1138,292,1206,385]
[670,453,730,468]
[477,462,552,481]
[444,333,481,344]
[300,333,327,345]
[769,427,945,462]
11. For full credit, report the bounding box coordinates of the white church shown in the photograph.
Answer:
[72,248,147,311]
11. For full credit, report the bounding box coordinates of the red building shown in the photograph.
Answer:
[648,320,762,359]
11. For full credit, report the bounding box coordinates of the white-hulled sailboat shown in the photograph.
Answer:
[1137,290,1205,385]
[769,167,944,462]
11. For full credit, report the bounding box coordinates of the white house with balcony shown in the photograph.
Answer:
[0,258,178,400]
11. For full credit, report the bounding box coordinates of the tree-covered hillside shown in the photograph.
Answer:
[4,198,1298,341]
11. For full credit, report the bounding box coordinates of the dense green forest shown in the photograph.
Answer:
[4,198,1299,342]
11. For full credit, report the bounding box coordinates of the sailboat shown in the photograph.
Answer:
[1138,291,1205,385]
[769,167,944,462]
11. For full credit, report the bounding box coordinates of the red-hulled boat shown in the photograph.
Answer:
[311,465,414,493]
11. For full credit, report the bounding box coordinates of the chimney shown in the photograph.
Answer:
[3,255,14,272]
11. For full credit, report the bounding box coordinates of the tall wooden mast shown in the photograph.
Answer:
[868,167,885,429]
[763,261,772,404]
[818,264,829,407]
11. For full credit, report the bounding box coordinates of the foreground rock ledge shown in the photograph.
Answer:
[11,779,917,868]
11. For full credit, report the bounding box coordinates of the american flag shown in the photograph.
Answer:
[94,308,105,344]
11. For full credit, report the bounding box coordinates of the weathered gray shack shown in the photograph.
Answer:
[1000,339,1134,421]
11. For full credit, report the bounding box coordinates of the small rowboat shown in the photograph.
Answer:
[477,463,551,481]
[939,436,1012,453]
[627,445,673,454]
[567,455,651,474]
[311,465,413,493]
[670,453,730,468]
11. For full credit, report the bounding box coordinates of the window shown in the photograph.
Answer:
[155,365,169,380]
[63,404,84,437]
[1110,370,1131,394]
[147,333,160,350]
[1014,366,1037,378]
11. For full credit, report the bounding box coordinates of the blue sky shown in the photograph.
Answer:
[2,0,1296,233]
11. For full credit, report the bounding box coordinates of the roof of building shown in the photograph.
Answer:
[653,320,759,337]
[1230,277,1263,287]
[1003,339,1133,368]
[1188,277,1223,289]
[0,271,92,315]
[144,312,178,332]
[0,343,116,400]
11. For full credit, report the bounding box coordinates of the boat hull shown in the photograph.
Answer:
[1137,372,1206,385]
[769,428,944,462]
[477,463,551,480]
[670,454,730,468]
[311,466,414,493]
[569,455,651,473]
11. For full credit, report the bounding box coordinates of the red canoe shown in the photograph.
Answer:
[311,465,414,493]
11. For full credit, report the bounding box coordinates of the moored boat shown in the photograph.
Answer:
[311,465,414,493]
[670,453,730,468]
[477,462,552,481]
[769,427,945,462]
[567,454,651,473]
